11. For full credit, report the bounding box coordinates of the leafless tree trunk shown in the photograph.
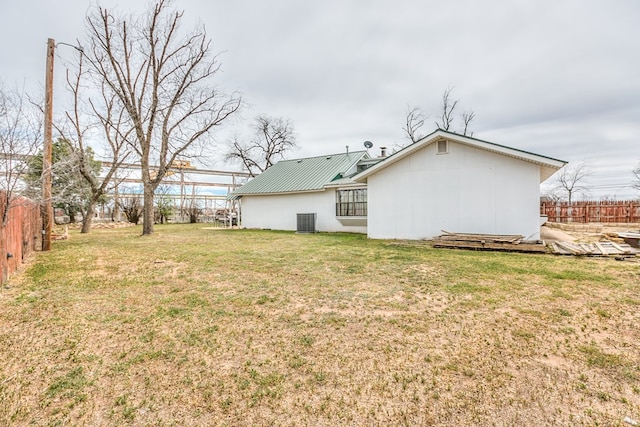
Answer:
[83,0,241,235]
[403,106,426,144]
[0,84,42,283]
[225,116,296,176]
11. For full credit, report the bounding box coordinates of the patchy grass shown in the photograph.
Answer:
[0,224,639,426]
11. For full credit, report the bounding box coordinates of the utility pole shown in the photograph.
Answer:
[42,38,55,251]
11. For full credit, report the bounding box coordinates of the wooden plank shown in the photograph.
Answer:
[594,242,608,255]
[609,241,629,254]
[438,235,511,243]
[599,242,619,255]
[433,239,547,253]
[551,242,570,255]
[439,231,524,242]
[581,243,597,254]
[555,241,586,256]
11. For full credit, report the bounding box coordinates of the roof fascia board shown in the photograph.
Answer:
[235,188,327,197]
[324,181,367,189]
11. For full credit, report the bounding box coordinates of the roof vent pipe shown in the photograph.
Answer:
[380,146,387,157]
[346,145,349,154]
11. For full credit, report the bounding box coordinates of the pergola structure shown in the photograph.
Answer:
[99,161,252,223]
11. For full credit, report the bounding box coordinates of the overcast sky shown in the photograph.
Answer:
[1,0,639,198]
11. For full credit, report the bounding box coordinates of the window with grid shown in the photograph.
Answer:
[336,188,367,216]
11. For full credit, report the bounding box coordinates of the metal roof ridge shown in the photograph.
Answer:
[277,150,368,163]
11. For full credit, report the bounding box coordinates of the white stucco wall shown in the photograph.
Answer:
[367,140,542,240]
[239,189,367,234]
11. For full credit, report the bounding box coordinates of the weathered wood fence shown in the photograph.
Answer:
[1,193,41,284]
[541,200,640,224]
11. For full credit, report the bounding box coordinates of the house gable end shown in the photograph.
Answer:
[353,129,566,183]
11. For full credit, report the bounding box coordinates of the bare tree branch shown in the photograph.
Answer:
[633,164,640,192]
[436,87,458,131]
[225,115,296,176]
[0,83,42,226]
[403,106,426,144]
[461,110,475,136]
[403,87,475,147]
[541,187,562,203]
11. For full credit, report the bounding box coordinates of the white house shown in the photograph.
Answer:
[230,130,566,240]
[231,150,371,234]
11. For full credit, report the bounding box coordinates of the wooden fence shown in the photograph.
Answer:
[541,200,640,224]
[1,194,41,284]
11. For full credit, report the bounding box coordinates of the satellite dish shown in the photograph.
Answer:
[363,141,373,149]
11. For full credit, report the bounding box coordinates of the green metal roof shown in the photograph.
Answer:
[230,151,369,197]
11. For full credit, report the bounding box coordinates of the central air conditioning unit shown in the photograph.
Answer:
[296,213,317,233]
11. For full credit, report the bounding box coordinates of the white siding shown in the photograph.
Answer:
[240,189,367,234]
[367,140,542,240]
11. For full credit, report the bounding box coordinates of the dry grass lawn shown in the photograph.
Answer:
[0,224,639,426]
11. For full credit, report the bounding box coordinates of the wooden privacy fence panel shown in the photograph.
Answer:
[1,193,42,284]
[541,200,640,224]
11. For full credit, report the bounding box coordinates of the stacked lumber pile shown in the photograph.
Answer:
[549,240,640,256]
[432,232,547,253]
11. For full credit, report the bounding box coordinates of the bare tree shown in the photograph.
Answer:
[0,84,42,283]
[541,187,562,203]
[82,0,241,235]
[118,196,143,225]
[461,110,475,137]
[54,52,132,233]
[225,115,296,176]
[0,85,42,222]
[554,162,592,205]
[403,87,476,149]
[403,106,426,144]
[633,164,640,192]
[436,87,459,131]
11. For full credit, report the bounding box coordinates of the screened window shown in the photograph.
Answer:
[336,188,367,216]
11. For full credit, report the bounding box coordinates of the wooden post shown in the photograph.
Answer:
[585,201,589,223]
[113,173,120,222]
[42,38,55,251]
[180,168,185,222]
